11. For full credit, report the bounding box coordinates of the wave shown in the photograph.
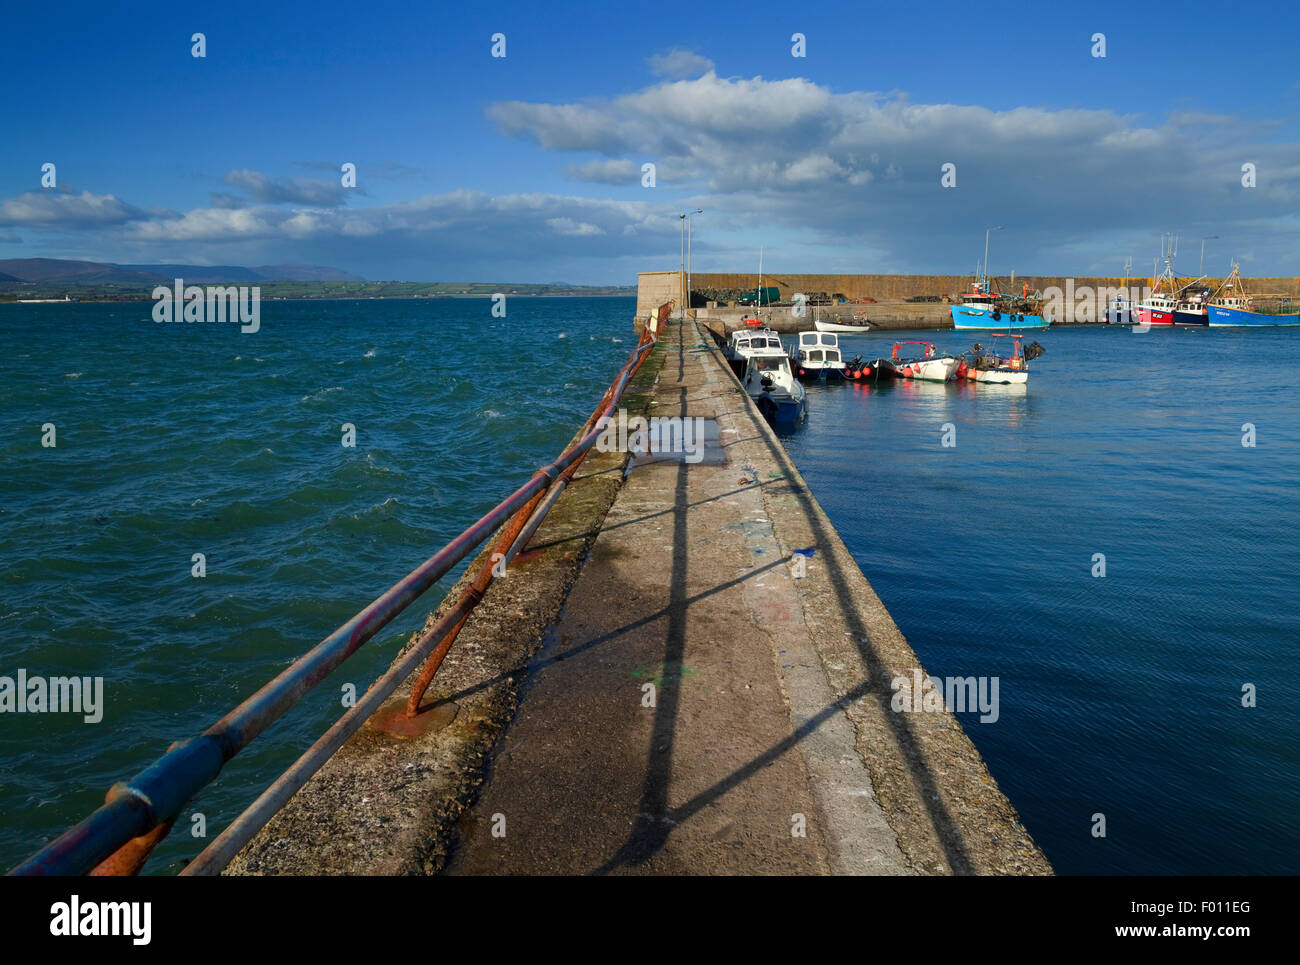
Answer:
[300,386,344,402]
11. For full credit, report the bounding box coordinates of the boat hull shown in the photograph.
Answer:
[1173,309,1208,326]
[895,357,958,382]
[752,392,806,422]
[968,367,1028,384]
[1207,305,1300,327]
[1136,306,1175,326]
[951,306,1049,330]
[792,363,844,381]
[814,319,871,333]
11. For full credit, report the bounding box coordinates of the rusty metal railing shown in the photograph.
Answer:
[9,305,669,876]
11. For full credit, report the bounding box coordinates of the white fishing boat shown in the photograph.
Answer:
[788,331,846,380]
[957,334,1043,384]
[814,318,871,333]
[724,327,784,376]
[882,341,959,382]
[741,347,807,422]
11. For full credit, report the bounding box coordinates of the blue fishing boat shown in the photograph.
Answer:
[950,277,1050,330]
[1206,264,1300,327]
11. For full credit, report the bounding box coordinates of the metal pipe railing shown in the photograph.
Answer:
[9,323,661,876]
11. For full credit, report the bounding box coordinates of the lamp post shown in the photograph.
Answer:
[1199,235,1218,276]
[686,208,702,318]
[984,225,1004,283]
[678,214,686,319]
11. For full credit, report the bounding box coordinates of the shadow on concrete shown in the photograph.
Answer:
[592,320,975,875]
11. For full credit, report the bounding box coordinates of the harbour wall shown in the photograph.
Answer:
[637,271,1300,326]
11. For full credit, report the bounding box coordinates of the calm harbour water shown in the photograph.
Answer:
[1,299,1296,874]
[780,324,1300,875]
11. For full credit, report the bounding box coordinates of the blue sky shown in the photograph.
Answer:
[2,0,1298,281]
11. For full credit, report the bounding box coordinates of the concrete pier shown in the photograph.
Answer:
[228,316,1050,876]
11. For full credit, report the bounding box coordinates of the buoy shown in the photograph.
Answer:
[864,366,873,377]
[902,366,913,377]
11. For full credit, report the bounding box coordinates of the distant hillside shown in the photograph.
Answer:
[0,274,637,302]
[0,258,364,285]
[253,264,365,282]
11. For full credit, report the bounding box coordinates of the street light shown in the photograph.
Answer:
[984,225,1004,282]
[686,209,702,317]
[678,214,686,319]
[1200,235,1219,276]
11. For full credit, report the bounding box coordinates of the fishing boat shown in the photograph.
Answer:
[1107,257,1136,324]
[1174,288,1210,326]
[881,341,959,382]
[814,317,871,333]
[1136,291,1177,327]
[1136,236,1185,327]
[950,232,1050,329]
[958,334,1043,384]
[1206,264,1300,327]
[741,347,807,422]
[788,331,846,381]
[724,327,784,376]
[950,277,1050,330]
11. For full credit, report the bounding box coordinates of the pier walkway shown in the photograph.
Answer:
[225,316,1049,876]
[443,317,1046,874]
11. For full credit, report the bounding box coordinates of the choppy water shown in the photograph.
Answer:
[780,325,1300,874]
[0,297,632,872]
[2,305,1296,875]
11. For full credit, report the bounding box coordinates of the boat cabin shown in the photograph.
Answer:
[792,330,842,365]
[727,328,783,358]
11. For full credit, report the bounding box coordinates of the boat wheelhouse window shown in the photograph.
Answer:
[827,350,840,362]
[766,338,781,348]
[754,358,784,371]
[808,350,823,361]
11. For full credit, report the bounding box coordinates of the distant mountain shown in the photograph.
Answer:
[252,264,365,282]
[0,258,162,284]
[115,263,264,283]
[0,258,365,285]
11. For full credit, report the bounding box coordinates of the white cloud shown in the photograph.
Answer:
[0,190,142,228]
[546,216,605,236]
[486,72,1300,272]
[223,169,349,206]
[565,159,639,184]
[647,49,714,79]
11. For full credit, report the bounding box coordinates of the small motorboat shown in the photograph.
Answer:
[881,341,959,382]
[814,317,871,333]
[741,348,807,422]
[958,334,1043,384]
[788,331,846,381]
[724,327,784,377]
